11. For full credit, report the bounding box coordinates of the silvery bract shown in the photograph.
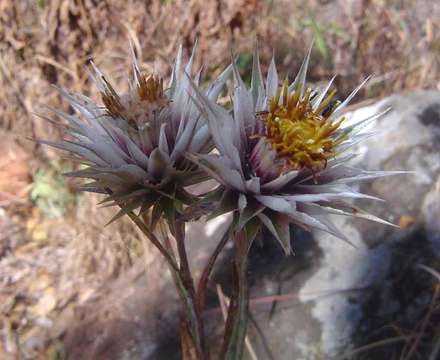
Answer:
[40,44,231,223]
[189,44,404,253]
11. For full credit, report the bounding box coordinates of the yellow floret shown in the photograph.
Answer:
[263,80,347,172]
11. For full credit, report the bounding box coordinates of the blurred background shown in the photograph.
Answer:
[1,0,440,359]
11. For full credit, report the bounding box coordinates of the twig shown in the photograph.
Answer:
[175,221,194,287]
[400,284,440,360]
[216,285,258,360]
[159,220,177,260]
[248,313,274,360]
[0,55,33,115]
[336,336,412,360]
[125,210,179,272]
[35,55,78,80]
[196,230,230,312]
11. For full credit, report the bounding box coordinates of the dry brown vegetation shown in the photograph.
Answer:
[0,0,439,358]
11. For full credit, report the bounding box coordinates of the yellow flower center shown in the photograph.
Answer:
[263,81,347,172]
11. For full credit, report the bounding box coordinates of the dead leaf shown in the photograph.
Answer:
[399,215,416,229]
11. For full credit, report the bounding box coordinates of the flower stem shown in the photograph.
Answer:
[196,230,230,313]
[126,210,179,272]
[174,220,207,360]
[222,229,250,360]
[128,211,205,358]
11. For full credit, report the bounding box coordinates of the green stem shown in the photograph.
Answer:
[174,220,207,360]
[128,211,205,358]
[223,230,250,360]
[126,211,179,272]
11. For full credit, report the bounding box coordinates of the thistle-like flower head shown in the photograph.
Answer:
[40,43,231,223]
[190,44,403,253]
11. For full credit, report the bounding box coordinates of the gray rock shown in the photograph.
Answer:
[246,91,440,359]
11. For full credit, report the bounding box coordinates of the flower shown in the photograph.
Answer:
[189,44,403,253]
[39,43,231,224]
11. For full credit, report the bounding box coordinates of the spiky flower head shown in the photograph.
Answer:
[190,44,403,253]
[40,43,231,223]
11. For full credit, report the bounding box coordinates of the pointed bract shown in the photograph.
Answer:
[189,43,404,254]
[40,43,231,222]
